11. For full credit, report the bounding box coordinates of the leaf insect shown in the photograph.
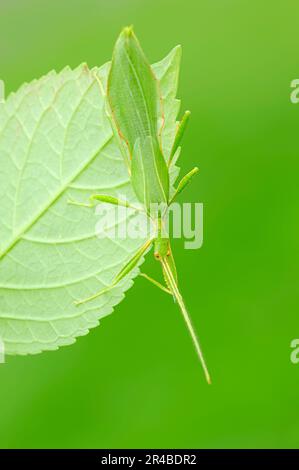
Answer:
[70,27,211,384]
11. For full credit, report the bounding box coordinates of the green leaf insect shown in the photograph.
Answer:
[0,29,210,383]
[74,27,211,384]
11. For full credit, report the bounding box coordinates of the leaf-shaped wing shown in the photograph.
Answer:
[107,27,169,209]
[107,27,159,155]
[131,136,169,211]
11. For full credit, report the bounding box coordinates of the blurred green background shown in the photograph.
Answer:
[0,0,298,449]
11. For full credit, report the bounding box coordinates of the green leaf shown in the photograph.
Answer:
[152,46,182,188]
[0,42,182,355]
[152,45,182,162]
[0,80,4,103]
[0,64,149,355]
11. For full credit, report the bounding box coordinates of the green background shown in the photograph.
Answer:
[0,0,298,449]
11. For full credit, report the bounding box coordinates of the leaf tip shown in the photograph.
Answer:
[118,25,135,44]
[173,44,182,59]
[122,25,134,37]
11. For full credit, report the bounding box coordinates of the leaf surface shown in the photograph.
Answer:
[0,80,4,103]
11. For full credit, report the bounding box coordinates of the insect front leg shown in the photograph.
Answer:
[68,194,144,213]
[168,167,199,205]
[169,110,191,164]
[75,238,153,305]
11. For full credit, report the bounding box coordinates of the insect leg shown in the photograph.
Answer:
[75,239,153,305]
[67,197,93,208]
[168,167,199,205]
[139,272,171,295]
[68,194,143,212]
[160,255,211,384]
[169,110,191,164]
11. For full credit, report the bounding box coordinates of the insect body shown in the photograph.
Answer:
[70,27,211,384]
